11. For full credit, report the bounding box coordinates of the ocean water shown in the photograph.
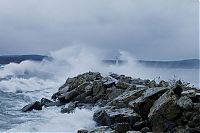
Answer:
[0,46,199,132]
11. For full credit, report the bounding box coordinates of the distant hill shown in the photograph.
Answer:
[0,55,47,65]
[0,55,199,69]
[103,59,200,69]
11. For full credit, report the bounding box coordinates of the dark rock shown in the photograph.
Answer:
[158,80,169,87]
[129,87,169,119]
[177,96,193,111]
[109,73,120,80]
[104,86,124,102]
[163,120,176,132]
[77,129,88,133]
[41,98,53,106]
[172,83,183,97]
[148,90,181,133]
[132,120,150,131]
[45,101,65,107]
[61,102,77,113]
[89,126,115,133]
[21,101,43,112]
[141,127,151,133]
[112,123,130,133]
[51,92,60,100]
[116,81,131,90]
[109,89,146,108]
[102,76,116,88]
[58,89,79,102]
[186,128,200,133]
[93,106,141,126]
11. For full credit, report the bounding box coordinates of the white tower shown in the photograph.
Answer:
[116,56,119,65]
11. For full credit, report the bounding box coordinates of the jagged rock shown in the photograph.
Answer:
[102,76,116,88]
[116,81,131,90]
[158,80,169,87]
[92,80,106,102]
[148,90,181,133]
[77,129,88,133]
[93,106,141,126]
[186,128,200,133]
[59,86,69,94]
[89,126,115,133]
[144,80,157,88]
[41,98,53,107]
[141,127,151,133]
[51,92,60,100]
[177,96,193,111]
[21,101,43,112]
[131,78,144,85]
[172,83,183,97]
[127,131,142,133]
[112,123,130,133]
[182,90,196,98]
[129,87,169,119]
[132,120,150,131]
[61,102,77,113]
[109,89,146,108]
[44,101,64,107]
[104,86,124,102]
[58,89,79,102]
[109,73,120,80]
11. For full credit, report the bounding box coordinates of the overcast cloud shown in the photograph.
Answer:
[0,0,198,60]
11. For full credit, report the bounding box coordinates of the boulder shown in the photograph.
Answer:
[112,123,130,133]
[104,86,125,102]
[177,96,193,111]
[61,102,77,113]
[181,90,196,98]
[108,89,146,108]
[132,120,150,131]
[89,126,115,133]
[21,101,43,112]
[102,76,116,88]
[77,129,88,133]
[58,89,79,102]
[93,106,141,126]
[129,87,169,118]
[116,81,131,90]
[41,98,53,107]
[148,90,181,133]
[92,80,106,102]
[158,80,169,87]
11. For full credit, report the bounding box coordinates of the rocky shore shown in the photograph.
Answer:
[22,72,200,133]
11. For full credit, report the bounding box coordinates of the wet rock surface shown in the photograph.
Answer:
[21,72,200,132]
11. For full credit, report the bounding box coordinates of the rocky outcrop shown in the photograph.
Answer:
[21,72,200,133]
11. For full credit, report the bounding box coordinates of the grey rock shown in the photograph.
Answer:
[112,123,130,133]
[102,76,116,88]
[148,90,181,133]
[89,126,115,133]
[177,96,193,110]
[129,87,169,118]
[105,86,124,102]
[58,89,79,102]
[109,89,146,108]
[77,129,88,133]
[93,106,141,126]
[41,98,53,107]
[141,127,151,133]
[21,101,42,112]
[116,81,131,90]
[158,80,169,87]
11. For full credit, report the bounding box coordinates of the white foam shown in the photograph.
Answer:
[8,107,96,132]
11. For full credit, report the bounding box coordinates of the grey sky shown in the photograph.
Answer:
[0,0,198,60]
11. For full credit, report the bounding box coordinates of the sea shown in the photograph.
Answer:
[0,46,199,132]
